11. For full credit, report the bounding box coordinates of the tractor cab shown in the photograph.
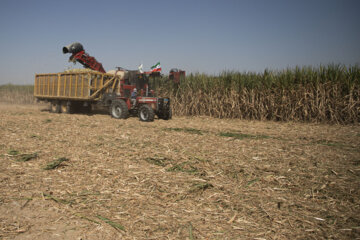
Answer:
[122,70,153,98]
[126,71,149,92]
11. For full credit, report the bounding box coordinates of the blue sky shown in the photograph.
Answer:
[0,0,359,84]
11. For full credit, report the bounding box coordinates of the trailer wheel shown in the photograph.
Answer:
[50,101,61,113]
[110,100,129,119]
[139,105,155,122]
[82,104,92,114]
[60,101,74,114]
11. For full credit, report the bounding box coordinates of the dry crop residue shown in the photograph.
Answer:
[0,104,359,239]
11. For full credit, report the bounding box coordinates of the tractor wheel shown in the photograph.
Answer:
[61,101,76,114]
[139,105,155,122]
[158,107,172,120]
[82,104,92,114]
[110,99,129,119]
[50,101,61,113]
[162,108,172,120]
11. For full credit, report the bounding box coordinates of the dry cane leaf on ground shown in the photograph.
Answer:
[0,104,359,239]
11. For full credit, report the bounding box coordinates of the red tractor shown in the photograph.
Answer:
[103,69,172,121]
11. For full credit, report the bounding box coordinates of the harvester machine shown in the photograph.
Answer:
[169,68,185,84]
[63,42,106,73]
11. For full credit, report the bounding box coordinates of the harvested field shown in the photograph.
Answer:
[0,104,359,239]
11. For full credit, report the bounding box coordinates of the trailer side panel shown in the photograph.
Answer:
[34,72,116,100]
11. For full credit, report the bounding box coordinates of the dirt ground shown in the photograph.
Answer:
[0,103,359,240]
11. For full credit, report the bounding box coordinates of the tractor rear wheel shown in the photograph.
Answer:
[110,100,129,119]
[139,105,155,122]
[50,101,61,113]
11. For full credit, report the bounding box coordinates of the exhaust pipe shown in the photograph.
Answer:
[62,42,84,54]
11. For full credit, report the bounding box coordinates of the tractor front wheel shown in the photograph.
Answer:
[138,105,155,122]
[160,108,172,120]
[110,100,129,119]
